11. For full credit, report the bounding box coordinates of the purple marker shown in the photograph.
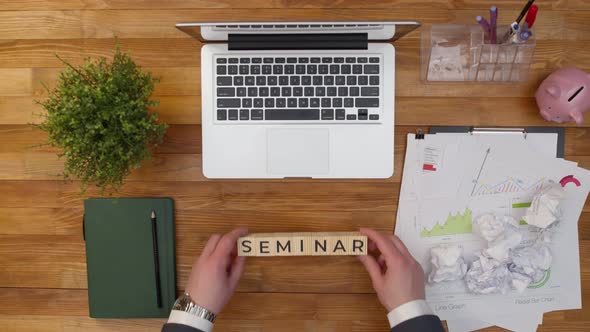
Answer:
[476,15,491,33]
[490,5,498,44]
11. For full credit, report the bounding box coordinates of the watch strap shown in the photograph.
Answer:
[172,293,217,323]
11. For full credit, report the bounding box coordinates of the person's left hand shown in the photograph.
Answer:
[185,227,248,315]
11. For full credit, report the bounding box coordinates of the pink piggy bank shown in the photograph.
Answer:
[535,67,590,124]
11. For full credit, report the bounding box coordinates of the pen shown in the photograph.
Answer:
[516,0,536,24]
[151,210,162,308]
[476,15,491,33]
[490,6,498,44]
[525,4,538,28]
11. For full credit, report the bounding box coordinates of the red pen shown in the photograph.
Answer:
[525,4,538,28]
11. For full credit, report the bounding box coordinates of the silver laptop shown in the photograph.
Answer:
[176,21,420,179]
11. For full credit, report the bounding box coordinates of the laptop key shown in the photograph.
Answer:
[321,109,334,120]
[345,57,356,63]
[265,109,320,120]
[256,76,266,85]
[217,76,232,86]
[253,98,263,108]
[370,76,380,85]
[240,58,250,64]
[263,57,273,63]
[344,98,354,107]
[275,58,286,63]
[310,57,321,63]
[287,57,297,63]
[228,58,239,64]
[296,65,305,74]
[248,87,257,97]
[310,98,320,107]
[330,65,339,74]
[271,87,280,96]
[319,65,329,74]
[369,57,380,63]
[239,65,249,75]
[338,87,348,96]
[334,57,344,63]
[273,65,283,74]
[321,98,331,107]
[358,76,368,85]
[228,109,238,120]
[290,76,300,85]
[322,57,332,63]
[346,114,357,120]
[288,98,297,107]
[299,57,309,63]
[302,76,312,85]
[307,65,317,74]
[304,87,314,96]
[242,98,252,108]
[364,65,379,74]
[265,98,274,107]
[228,65,238,75]
[355,98,379,107]
[324,76,334,85]
[285,65,295,74]
[279,76,289,85]
[282,87,291,96]
[217,109,227,120]
[262,65,272,74]
[259,87,269,97]
[240,109,249,120]
[358,57,368,63]
[341,65,351,74]
[252,57,262,63]
[333,98,342,107]
[237,87,247,97]
[335,76,345,85]
[299,98,309,107]
[276,98,286,108]
[352,64,362,74]
[268,76,277,85]
[217,58,227,64]
[350,87,360,96]
[234,76,244,86]
[347,76,357,85]
[336,109,346,120]
[217,66,226,75]
[327,87,337,96]
[361,87,379,96]
[251,109,264,120]
[369,114,380,120]
[217,87,235,97]
[293,87,303,96]
[251,65,261,75]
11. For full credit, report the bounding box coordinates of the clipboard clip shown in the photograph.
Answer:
[415,128,425,139]
[470,127,527,139]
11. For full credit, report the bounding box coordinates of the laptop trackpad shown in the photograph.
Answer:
[267,128,330,176]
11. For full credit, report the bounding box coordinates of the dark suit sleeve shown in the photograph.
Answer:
[390,315,444,332]
[161,323,204,332]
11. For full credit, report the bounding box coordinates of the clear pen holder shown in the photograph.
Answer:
[421,24,536,83]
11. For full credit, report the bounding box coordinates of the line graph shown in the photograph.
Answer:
[472,177,547,196]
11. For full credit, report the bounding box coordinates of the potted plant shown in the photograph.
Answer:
[36,44,167,194]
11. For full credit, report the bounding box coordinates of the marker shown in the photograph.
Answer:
[490,6,498,44]
[516,0,536,24]
[476,15,491,33]
[525,4,538,28]
[510,22,520,34]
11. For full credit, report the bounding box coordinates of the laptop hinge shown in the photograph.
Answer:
[228,33,368,51]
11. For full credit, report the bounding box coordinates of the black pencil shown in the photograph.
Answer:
[516,0,536,24]
[151,210,163,308]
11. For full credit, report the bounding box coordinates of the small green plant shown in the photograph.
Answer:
[36,44,167,194]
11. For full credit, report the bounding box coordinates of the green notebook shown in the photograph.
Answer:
[84,197,176,318]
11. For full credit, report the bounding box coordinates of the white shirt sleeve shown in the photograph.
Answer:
[167,310,214,332]
[387,299,433,329]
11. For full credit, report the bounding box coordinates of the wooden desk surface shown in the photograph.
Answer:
[1,1,590,331]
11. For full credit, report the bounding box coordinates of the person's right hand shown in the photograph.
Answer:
[358,227,426,312]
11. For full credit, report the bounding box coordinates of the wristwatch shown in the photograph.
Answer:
[172,292,217,323]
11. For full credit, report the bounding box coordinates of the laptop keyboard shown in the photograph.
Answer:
[214,55,382,122]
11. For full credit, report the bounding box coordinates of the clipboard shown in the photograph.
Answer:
[427,126,565,158]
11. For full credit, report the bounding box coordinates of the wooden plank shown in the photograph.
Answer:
[0,9,589,40]
[0,207,81,235]
[0,180,399,211]
[2,0,590,11]
[0,69,32,96]
[0,125,200,154]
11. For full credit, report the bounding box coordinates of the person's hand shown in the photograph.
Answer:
[358,228,426,312]
[185,227,248,315]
